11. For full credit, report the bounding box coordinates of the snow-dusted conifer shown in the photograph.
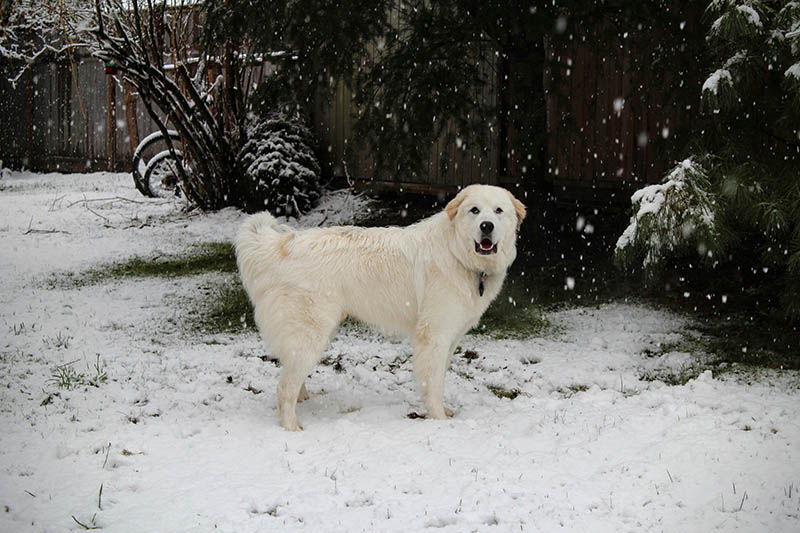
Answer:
[238,114,321,216]
[616,157,718,275]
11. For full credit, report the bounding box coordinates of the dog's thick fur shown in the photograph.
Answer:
[235,184,526,430]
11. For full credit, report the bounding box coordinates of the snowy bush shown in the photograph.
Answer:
[615,158,719,275]
[237,114,322,215]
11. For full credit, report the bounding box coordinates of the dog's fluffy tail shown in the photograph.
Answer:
[237,211,289,238]
[235,211,290,295]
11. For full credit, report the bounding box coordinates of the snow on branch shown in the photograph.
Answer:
[615,158,718,273]
[0,0,94,84]
[702,68,732,95]
[707,1,766,42]
[736,4,763,28]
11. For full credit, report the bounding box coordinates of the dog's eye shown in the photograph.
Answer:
[495,207,504,214]
[470,207,480,215]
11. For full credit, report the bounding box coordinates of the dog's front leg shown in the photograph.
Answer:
[413,329,457,420]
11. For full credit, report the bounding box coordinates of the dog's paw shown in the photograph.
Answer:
[425,406,455,419]
[280,417,304,432]
[425,407,448,420]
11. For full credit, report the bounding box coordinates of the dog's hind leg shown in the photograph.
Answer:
[277,366,308,431]
[274,311,340,431]
[277,349,322,431]
[276,345,326,431]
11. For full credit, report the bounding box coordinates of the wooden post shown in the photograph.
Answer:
[496,51,510,185]
[123,81,139,155]
[107,73,116,171]
[25,67,34,168]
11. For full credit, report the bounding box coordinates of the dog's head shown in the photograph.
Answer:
[445,184,526,273]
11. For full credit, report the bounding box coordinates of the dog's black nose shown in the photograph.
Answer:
[480,221,494,234]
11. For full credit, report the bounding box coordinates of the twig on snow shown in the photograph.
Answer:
[23,216,70,235]
[66,196,152,208]
[23,228,71,235]
[49,195,66,211]
[84,204,111,224]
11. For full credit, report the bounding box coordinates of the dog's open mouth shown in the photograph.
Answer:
[475,239,498,255]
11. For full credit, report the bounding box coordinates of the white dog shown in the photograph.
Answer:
[235,184,526,430]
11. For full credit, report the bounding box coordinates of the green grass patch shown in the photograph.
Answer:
[639,366,704,386]
[461,349,479,361]
[633,320,800,384]
[634,332,711,385]
[693,319,800,372]
[48,355,108,390]
[50,242,237,288]
[472,280,551,339]
[184,277,254,335]
[487,384,521,400]
[555,384,590,397]
[640,319,800,378]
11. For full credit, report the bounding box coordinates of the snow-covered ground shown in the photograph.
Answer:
[1,171,798,532]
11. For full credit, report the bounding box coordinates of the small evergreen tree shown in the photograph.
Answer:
[238,114,322,216]
[616,0,800,320]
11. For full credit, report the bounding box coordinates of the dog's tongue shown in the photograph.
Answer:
[480,238,494,250]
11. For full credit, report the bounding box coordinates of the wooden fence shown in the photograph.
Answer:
[0,57,163,172]
[543,28,684,201]
[0,30,687,200]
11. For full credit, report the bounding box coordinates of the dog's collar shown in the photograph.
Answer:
[478,272,487,297]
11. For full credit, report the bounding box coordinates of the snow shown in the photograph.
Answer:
[786,62,800,80]
[2,171,799,532]
[702,68,732,95]
[724,51,747,69]
[736,5,762,28]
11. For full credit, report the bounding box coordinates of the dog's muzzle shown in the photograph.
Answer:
[475,238,497,255]
[476,220,497,255]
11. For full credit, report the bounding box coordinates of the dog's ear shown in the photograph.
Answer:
[445,190,465,220]
[511,193,527,230]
